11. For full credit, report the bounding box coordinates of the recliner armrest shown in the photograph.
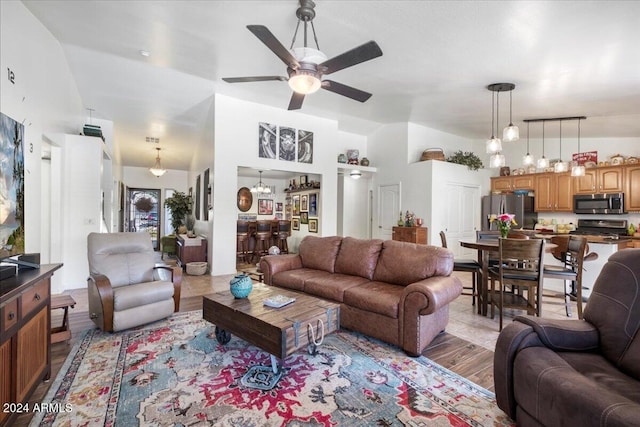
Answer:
[88,273,115,331]
[154,265,182,311]
[514,315,600,352]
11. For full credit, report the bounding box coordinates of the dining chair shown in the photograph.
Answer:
[543,235,588,319]
[440,231,481,306]
[488,237,545,331]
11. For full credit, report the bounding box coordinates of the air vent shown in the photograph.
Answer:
[146,137,160,144]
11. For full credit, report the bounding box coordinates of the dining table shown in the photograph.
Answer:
[459,238,558,316]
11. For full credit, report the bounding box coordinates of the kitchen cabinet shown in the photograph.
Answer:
[573,166,624,194]
[625,165,640,212]
[491,175,534,192]
[392,226,428,244]
[534,172,573,212]
[0,264,62,427]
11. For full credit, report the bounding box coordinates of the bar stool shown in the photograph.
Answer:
[254,220,274,257]
[236,220,252,263]
[276,220,291,254]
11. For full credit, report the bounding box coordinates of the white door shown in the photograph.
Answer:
[445,183,480,257]
[378,183,400,240]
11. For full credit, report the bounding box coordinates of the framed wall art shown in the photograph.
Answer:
[308,218,318,233]
[301,194,308,211]
[237,187,253,212]
[195,175,201,219]
[292,194,300,216]
[279,126,296,161]
[276,202,283,212]
[300,212,309,224]
[309,193,317,217]
[258,199,273,215]
[298,130,313,163]
[258,122,277,159]
[292,217,300,230]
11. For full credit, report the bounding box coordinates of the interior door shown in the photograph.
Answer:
[445,183,480,257]
[127,188,161,250]
[378,183,400,240]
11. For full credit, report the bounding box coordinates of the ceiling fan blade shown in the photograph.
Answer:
[222,76,287,83]
[320,41,383,75]
[288,92,305,110]
[322,80,372,102]
[247,25,299,69]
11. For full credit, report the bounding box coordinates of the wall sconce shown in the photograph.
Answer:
[350,170,362,179]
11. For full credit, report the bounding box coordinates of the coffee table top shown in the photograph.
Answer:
[203,283,340,360]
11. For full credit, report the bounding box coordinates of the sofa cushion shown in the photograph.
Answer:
[113,280,174,311]
[334,237,383,280]
[304,274,370,302]
[584,249,640,379]
[272,269,332,291]
[373,240,453,286]
[343,281,405,319]
[298,236,343,273]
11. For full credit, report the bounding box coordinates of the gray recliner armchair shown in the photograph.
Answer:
[494,249,640,426]
[87,232,182,332]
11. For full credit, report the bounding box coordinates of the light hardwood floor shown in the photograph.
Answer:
[15,260,582,426]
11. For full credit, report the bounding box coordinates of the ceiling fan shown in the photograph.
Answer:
[222,0,383,110]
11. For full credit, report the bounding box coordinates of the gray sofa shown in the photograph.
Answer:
[260,236,463,356]
[494,249,640,426]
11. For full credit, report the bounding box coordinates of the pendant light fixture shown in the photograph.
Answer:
[537,121,549,169]
[250,170,272,194]
[503,87,520,142]
[571,118,586,177]
[522,122,534,166]
[149,147,167,177]
[485,87,502,154]
[554,120,568,173]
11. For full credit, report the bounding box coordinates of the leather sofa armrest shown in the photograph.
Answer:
[87,273,114,331]
[260,254,303,285]
[401,275,463,316]
[155,265,182,311]
[513,315,600,352]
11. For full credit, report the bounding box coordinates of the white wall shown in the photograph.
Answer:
[209,94,341,275]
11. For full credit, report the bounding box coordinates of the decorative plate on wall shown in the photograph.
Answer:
[237,187,253,212]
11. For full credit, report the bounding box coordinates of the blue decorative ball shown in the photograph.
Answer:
[230,273,253,298]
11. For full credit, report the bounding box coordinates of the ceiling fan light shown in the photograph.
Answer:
[503,124,520,142]
[486,137,502,154]
[288,73,321,94]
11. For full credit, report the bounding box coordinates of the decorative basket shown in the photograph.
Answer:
[420,148,445,161]
[186,262,207,276]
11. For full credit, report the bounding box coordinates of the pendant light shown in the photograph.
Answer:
[503,88,520,142]
[571,118,586,177]
[522,122,534,166]
[554,120,568,173]
[537,122,549,169]
[149,147,167,177]
[485,89,502,154]
[250,170,272,194]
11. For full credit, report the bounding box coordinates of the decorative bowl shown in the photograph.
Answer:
[230,273,253,298]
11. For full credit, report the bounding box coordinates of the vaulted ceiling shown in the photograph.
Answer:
[23,1,640,170]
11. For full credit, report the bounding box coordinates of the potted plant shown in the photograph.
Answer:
[164,191,192,235]
[446,150,483,171]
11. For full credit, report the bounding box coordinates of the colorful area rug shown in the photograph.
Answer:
[31,311,513,426]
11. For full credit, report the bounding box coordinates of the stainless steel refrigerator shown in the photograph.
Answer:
[481,194,537,230]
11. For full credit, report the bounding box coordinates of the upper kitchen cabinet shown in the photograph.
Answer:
[490,175,534,192]
[625,165,640,212]
[573,166,624,194]
[535,172,573,212]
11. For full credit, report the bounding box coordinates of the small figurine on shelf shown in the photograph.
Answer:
[405,210,415,227]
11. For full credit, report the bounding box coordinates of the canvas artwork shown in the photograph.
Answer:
[258,122,277,159]
[298,130,313,163]
[0,112,25,257]
[309,193,317,217]
[292,195,300,216]
[258,199,273,215]
[279,127,296,161]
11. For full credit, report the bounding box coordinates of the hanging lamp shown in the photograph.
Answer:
[250,170,272,194]
[522,122,534,166]
[571,118,586,177]
[485,88,502,154]
[554,120,568,172]
[503,87,520,142]
[537,122,549,169]
[149,147,167,177]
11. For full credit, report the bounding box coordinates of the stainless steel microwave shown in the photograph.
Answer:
[573,192,625,214]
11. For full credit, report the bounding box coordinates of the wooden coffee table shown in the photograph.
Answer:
[202,283,340,377]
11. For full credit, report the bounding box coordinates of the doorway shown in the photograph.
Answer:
[378,183,401,240]
[126,188,161,250]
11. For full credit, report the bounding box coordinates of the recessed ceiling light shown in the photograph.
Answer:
[139,50,150,57]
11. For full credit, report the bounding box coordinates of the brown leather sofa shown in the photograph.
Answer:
[494,249,640,426]
[260,236,463,356]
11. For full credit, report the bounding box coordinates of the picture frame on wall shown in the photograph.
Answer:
[258,199,273,215]
[300,175,308,186]
[309,193,317,217]
[300,212,309,224]
[298,130,313,164]
[308,218,318,233]
[292,217,300,230]
[292,194,300,216]
[301,194,308,211]
[258,122,277,159]
[276,202,283,212]
[279,126,296,161]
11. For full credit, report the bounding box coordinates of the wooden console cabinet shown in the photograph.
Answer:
[176,234,207,268]
[0,264,62,427]
[392,226,428,244]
